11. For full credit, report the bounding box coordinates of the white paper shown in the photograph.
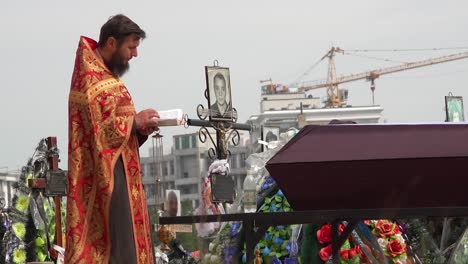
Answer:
[153,109,184,126]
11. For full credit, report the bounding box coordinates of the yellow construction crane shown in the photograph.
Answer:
[297,47,468,107]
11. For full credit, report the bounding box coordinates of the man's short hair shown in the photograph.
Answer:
[213,73,226,87]
[98,14,146,47]
[168,191,177,200]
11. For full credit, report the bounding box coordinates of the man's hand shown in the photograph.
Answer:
[135,109,160,135]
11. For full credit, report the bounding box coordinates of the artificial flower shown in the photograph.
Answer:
[387,239,406,257]
[230,222,241,237]
[37,251,47,262]
[274,237,284,245]
[288,241,299,256]
[12,222,26,239]
[262,246,271,257]
[318,244,332,261]
[378,237,389,250]
[272,256,282,264]
[13,248,26,264]
[375,220,399,238]
[348,247,358,258]
[15,195,29,213]
[223,246,237,264]
[317,224,332,244]
[284,257,299,264]
[210,254,221,264]
[340,249,349,259]
[35,236,45,247]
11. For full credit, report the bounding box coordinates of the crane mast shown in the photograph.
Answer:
[299,48,468,107]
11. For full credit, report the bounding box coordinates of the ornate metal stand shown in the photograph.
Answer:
[186,104,251,161]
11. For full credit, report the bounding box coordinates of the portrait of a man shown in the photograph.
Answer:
[206,66,233,121]
[166,189,181,217]
[445,96,465,122]
[261,126,280,152]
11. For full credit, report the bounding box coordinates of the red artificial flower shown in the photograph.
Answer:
[319,244,332,261]
[375,220,398,238]
[395,224,402,234]
[363,220,371,226]
[317,224,332,244]
[339,224,345,234]
[340,249,349,259]
[387,239,407,257]
[348,247,358,258]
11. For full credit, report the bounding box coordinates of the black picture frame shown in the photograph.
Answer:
[261,126,280,152]
[205,66,233,121]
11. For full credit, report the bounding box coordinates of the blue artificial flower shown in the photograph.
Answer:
[265,233,273,240]
[261,177,276,191]
[272,256,282,264]
[230,222,241,237]
[286,241,291,253]
[270,204,278,212]
[277,190,284,197]
[274,237,284,246]
[242,253,247,263]
[223,246,237,264]
[277,225,285,230]
[262,246,271,257]
[286,241,299,256]
[284,257,299,264]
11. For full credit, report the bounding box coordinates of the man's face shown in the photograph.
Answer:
[106,35,140,77]
[214,77,226,105]
[168,194,178,217]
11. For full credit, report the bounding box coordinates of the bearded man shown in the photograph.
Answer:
[66,14,158,264]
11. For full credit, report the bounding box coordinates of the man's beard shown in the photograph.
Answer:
[104,51,129,77]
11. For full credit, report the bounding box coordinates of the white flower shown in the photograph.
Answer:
[209,242,215,252]
[395,234,405,244]
[210,255,221,264]
[378,238,388,250]
[203,254,211,263]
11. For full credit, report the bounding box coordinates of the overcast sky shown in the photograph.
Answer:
[1,1,468,171]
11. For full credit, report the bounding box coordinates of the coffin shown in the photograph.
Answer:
[266,123,468,211]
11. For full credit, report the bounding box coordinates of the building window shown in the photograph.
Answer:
[150,163,157,177]
[182,136,190,149]
[162,162,168,176]
[183,172,189,178]
[191,135,197,148]
[170,161,174,175]
[180,186,190,194]
[175,137,180,150]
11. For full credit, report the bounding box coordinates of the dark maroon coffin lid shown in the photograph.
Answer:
[266,123,468,211]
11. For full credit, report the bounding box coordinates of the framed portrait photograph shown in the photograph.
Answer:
[205,66,233,121]
[165,189,181,217]
[445,96,465,122]
[261,126,280,152]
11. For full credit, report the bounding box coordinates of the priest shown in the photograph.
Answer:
[66,14,158,264]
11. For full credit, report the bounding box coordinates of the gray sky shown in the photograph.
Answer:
[1,0,468,171]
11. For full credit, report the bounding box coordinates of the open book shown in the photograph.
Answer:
[153,109,184,126]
